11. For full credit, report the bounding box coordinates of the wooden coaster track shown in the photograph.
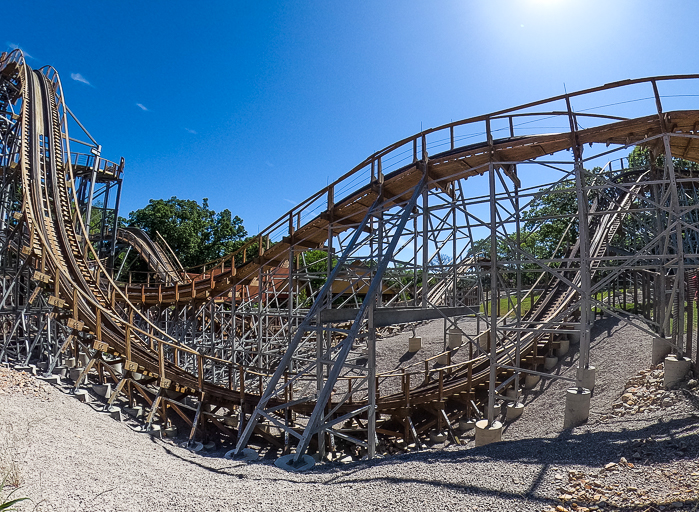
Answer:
[2,48,699,461]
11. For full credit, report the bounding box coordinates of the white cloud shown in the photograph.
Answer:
[265,160,274,168]
[6,42,33,59]
[184,127,197,134]
[284,198,297,205]
[136,103,149,111]
[70,73,92,86]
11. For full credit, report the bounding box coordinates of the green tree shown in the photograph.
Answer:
[128,197,247,267]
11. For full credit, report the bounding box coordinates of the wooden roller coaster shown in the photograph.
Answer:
[2,48,698,467]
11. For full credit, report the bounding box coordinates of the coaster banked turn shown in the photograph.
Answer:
[1,49,697,466]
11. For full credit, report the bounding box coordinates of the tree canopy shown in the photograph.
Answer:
[128,197,247,267]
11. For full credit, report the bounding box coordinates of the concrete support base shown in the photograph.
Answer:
[505,387,520,400]
[437,353,449,365]
[491,404,501,417]
[69,367,83,382]
[477,331,490,352]
[163,425,178,437]
[124,406,143,418]
[107,406,122,421]
[664,355,692,389]
[222,416,239,428]
[74,389,89,403]
[459,418,476,431]
[225,448,260,461]
[78,352,89,367]
[275,453,314,472]
[544,356,558,370]
[567,323,581,344]
[448,329,462,349]
[148,425,162,438]
[576,366,596,392]
[474,419,503,447]
[38,375,61,385]
[14,365,34,375]
[505,402,524,421]
[408,337,422,352]
[52,366,67,377]
[563,387,591,428]
[524,374,540,389]
[652,337,673,365]
[93,383,112,397]
[556,338,570,358]
[429,430,447,443]
[65,357,76,369]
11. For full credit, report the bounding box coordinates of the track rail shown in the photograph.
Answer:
[2,48,698,454]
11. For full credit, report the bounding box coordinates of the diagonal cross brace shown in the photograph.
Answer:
[232,193,385,454]
[292,173,428,461]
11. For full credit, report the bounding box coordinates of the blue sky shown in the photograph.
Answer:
[6,1,699,233]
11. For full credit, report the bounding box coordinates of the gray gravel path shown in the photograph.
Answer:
[1,316,698,512]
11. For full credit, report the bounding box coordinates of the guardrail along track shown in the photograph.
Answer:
[2,48,698,460]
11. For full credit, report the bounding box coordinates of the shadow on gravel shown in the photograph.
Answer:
[298,416,699,510]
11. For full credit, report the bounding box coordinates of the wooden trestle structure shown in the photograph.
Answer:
[2,47,699,466]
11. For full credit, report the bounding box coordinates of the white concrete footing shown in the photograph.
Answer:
[474,419,503,447]
[477,331,490,352]
[222,416,239,427]
[556,338,570,358]
[429,430,447,443]
[505,387,520,400]
[124,405,143,418]
[576,366,596,392]
[69,367,83,382]
[664,355,692,389]
[567,323,581,344]
[14,365,34,375]
[448,329,462,349]
[524,374,540,389]
[458,418,476,431]
[275,453,315,472]
[74,389,89,403]
[107,406,122,421]
[225,448,260,461]
[38,374,61,385]
[163,425,178,437]
[93,383,112,397]
[506,402,524,421]
[563,387,591,428]
[652,337,672,365]
[65,357,76,369]
[437,353,449,365]
[408,336,422,352]
[544,356,558,370]
[78,352,89,367]
[52,366,67,377]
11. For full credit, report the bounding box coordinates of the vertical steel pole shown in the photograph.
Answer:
[487,161,498,425]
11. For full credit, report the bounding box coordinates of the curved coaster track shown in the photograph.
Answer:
[2,48,699,467]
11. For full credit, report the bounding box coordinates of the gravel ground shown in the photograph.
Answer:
[1,317,698,512]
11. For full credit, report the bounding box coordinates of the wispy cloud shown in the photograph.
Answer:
[70,73,93,87]
[136,103,149,111]
[6,42,34,59]
[183,127,197,134]
[284,198,297,206]
[265,160,274,168]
